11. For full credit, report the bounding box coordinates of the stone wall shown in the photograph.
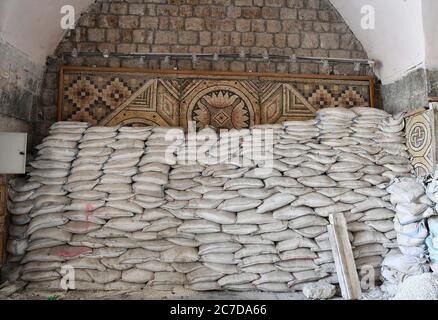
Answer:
[0,36,44,147]
[61,0,367,73]
[428,69,438,98]
[382,68,438,114]
[381,68,429,115]
[36,0,369,143]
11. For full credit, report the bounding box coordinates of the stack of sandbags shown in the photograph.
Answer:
[45,125,119,290]
[143,127,184,166]
[6,107,414,293]
[382,178,431,290]
[139,127,191,291]
[6,177,42,280]
[301,108,397,288]
[425,173,438,273]
[10,122,88,284]
[63,126,119,236]
[345,108,402,281]
[348,108,396,258]
[426,217,438,273]
[89,126,154,290]
[310,107,356,287]
[272,119,329,291]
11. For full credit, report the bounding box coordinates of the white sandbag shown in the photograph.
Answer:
[256,193,296,214]
[353,231,390,246]
[106,200,144,214]
[122,269,154,283]
[253,271,294,285]
[178,220,221,234]
[235,245,277,259]
[196,209,237,224]
[237,211,276,225]
[218,198,261,212]
[105,218,149,232]
[239,254,280,267]
[291,193,334,208]
[222,224,258,235]
[58,221,101,234]
[218,273,259,286]
[142,217,182,232]
[27,214,68,235]
[224,178,264,190]
[160,246,198,263]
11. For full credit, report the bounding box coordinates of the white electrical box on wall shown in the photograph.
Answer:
[0,132,27,174]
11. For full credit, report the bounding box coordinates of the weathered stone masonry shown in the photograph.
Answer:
[37,0,369,143]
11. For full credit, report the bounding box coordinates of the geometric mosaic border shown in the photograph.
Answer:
[58,66,375,130]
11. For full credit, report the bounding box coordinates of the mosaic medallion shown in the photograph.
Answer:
[406,109,435,176]
[191,90,251,130]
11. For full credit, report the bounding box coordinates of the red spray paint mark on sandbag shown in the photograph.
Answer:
[50,245,92,258]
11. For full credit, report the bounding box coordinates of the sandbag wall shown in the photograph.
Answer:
[5,107,412,293]
[426,176,438,273]
[381,178,431,291]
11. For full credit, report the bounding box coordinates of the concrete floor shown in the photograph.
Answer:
[1,282,387,300]
[6,289,308,300]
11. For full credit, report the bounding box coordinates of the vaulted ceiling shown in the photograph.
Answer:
[0,0,436,85]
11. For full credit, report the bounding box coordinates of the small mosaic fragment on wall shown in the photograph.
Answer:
[406,106,436,176]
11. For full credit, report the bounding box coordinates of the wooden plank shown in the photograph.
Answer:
[328,213,362,300]
[404,107,427,118]
[369,78,375,108]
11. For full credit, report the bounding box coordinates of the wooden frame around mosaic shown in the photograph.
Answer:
[57,65,375,130]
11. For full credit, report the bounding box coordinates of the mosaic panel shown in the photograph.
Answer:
[406,107,436,176]
[59,67,374,130]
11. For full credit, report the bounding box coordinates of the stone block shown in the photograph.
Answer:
[199,32,212,46]
[287,34,301,48]
[266,20,282,33]
[227,6,242,18]
[262,7,280,19]
[155,31,178,44]
[185,18,204,31]
[119,15,140,29]
[87,28,106,42]
[106,29,121,43]
[301,32,319,49]
[280,8,297,20]
[241,7,261,19]
[178,31,199,45]
[320,33,340,49]
[236,19,251,32]
[129,4,146,15]
[242,33,255,47]
[298,9,317,20]
[110,3,128,15]
[255,33,274,47]
[97,15,119,28]
[140,17,159,29]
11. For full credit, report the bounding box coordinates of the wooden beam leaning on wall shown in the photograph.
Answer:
[328,213,362,300]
